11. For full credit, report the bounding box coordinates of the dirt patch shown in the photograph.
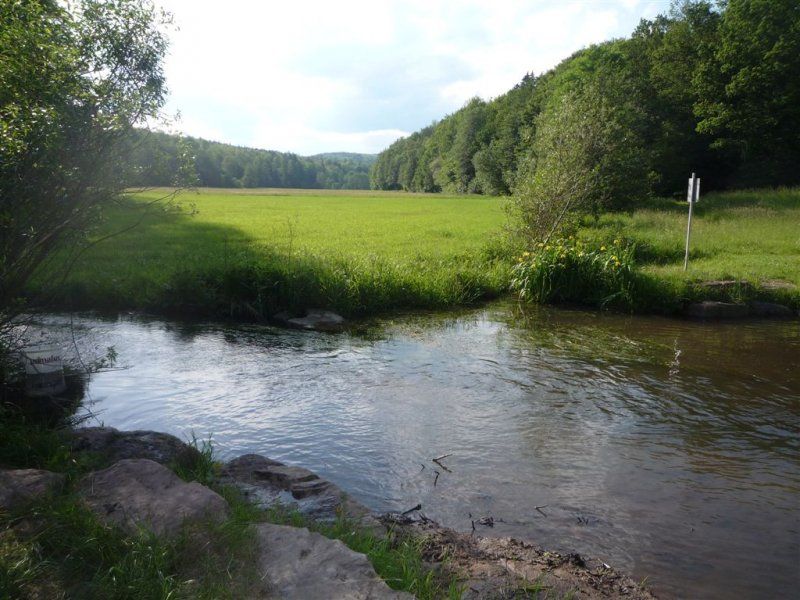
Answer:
[384,517,655,599]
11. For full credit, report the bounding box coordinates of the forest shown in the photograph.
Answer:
[127,130,375,189]
[371,0,800,197]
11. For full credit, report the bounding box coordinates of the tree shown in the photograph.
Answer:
[1,0,172,328]
[511,84,650,245]
[694,0,800,185]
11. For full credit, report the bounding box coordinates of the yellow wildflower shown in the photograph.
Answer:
[600,245,606,251]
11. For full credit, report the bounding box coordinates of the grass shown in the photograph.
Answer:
[515,187,800,312]
[583,188,800,286]
[27,186,800,317]
[0,405,460,599]
[32,188,511,318]
[262,503,463,600]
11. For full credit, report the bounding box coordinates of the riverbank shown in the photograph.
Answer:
[24,187,800,320]
[0,416,656,599]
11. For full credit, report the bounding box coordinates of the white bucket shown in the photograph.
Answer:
[21,346,67,397]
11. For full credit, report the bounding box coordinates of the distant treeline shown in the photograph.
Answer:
[127,130,375,189]
[371,0,800,196]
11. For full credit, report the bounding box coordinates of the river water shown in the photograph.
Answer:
[29,305,799,599]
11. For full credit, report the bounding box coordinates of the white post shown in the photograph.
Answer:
[683,172,699,272]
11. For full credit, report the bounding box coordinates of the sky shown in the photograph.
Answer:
[155,0,671,156]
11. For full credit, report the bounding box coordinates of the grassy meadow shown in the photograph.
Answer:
[32,187,800,318]
[36,188,511,318]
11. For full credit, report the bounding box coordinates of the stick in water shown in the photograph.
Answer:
[401,503,422,515]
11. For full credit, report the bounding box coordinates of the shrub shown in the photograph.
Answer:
[510,237,639,309]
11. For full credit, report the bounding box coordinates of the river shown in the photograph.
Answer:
[28,305,800,599]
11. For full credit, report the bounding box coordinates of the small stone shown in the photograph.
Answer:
[0,469,64,511]
[78,459,229,536]
[253,523,412,599]
[286,309,346,332]
[685,301,749,319]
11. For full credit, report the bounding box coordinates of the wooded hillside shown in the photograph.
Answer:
[371,0,800,196]
[127,131,375,189]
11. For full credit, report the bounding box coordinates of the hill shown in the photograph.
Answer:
[371,0,800,197]
[127,131,374,190]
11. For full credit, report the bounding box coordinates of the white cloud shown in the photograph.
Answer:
[154,0,667,154]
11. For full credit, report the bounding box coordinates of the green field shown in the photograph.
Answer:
[588,188,800,285]
[42,188,511,317]
[35,187,800,317]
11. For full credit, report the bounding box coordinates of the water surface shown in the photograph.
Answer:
[30,306,800,599]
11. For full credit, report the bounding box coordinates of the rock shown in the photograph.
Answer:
[750,301,794,318]
[274,309,346,332]
[220,454,380,530]
[70,427,200,468]
[0,469,64,511]
[78,459,229,536]
[760,279,797,291]
[699,279,754,293]
[253,523,412,599]
[272,311,292,326]
[685,301,749,319]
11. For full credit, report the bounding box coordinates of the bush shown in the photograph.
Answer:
[510,237,639,309]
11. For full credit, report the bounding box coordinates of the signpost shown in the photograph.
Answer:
[21,346,66,397]
[683,172,700,272]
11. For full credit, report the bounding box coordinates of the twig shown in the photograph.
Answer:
[535,505,549,517]
[432,453,452,462]
[419,463,426,471]
[433,470,440,486]
[401,503,422,516]
[432,456,452,473]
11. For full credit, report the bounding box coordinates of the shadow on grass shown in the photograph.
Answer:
[31,197,510,319]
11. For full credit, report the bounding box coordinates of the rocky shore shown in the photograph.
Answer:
[1,427,656,599]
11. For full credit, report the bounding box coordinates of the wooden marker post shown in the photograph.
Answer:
[683,172,700,272]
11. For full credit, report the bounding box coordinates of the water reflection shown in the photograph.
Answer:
[26,306,800,599]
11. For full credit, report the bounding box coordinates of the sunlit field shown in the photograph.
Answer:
[33,187,799,317]
[40,188,512,317]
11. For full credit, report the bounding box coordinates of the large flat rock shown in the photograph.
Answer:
[220,454,379,530]
[685,301,749,319]
[254,523,412,599]
[0,468,64,511]
[750,301,794,318]
[78,459,229,536]
[71,427,200,467]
